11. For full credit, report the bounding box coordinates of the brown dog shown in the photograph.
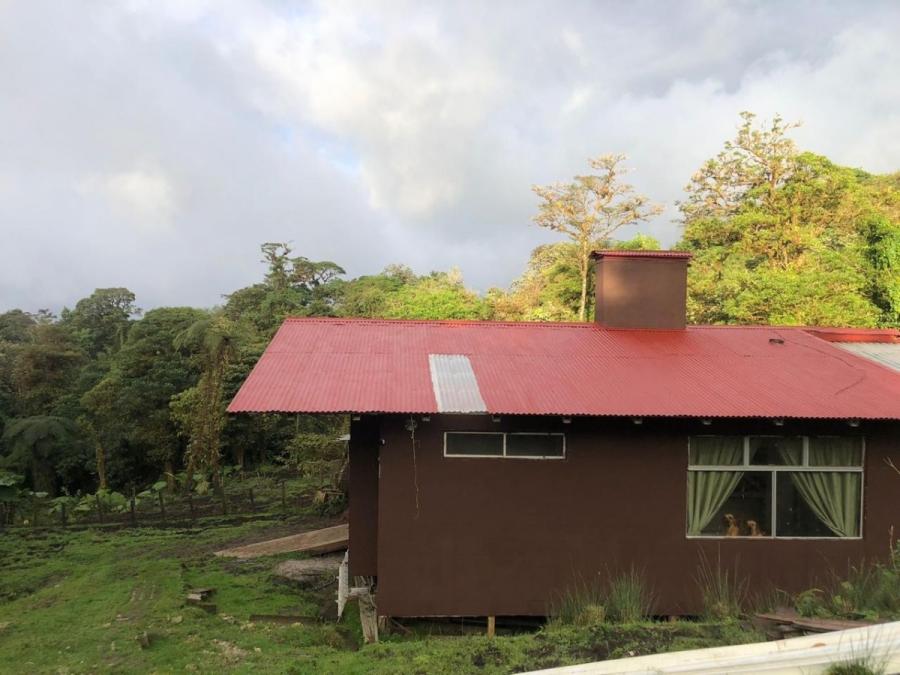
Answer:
[724,513,739,537]
[747,520,765,537]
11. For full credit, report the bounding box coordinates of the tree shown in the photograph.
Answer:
[81,307,205,487]
[0,310,35,343]
[680,111,800,222]
[1,416,77,495]
[225,243,345,335]
[171,313,244,485]
[533,155,663,320]
[11,323,84,416]
[61,288,139,357]
[680,112,900,327]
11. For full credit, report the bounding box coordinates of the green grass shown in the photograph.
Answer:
[0,520,764,674]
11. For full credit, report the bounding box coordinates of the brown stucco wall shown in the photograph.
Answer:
[363,414,899,617]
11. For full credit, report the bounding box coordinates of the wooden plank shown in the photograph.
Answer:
[487,616,496,638]
[215,524,348,559]
[755,610,874,634]
[337,552,349,618]
[357,589,378,644]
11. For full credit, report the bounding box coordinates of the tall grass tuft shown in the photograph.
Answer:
[549,574,607,626]
[694,549,749,621]
[550,567,654,626]
[605,566,655,623]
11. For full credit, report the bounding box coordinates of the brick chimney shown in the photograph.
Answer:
[591,250,691,329]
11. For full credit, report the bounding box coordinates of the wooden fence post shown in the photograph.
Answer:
[248,488,255,513]
[158,490,167,523]
[187,493,196,524]
[96,493,104,525]
[130,487,137,527]
[60,503,67,527]
[281,481,286,512]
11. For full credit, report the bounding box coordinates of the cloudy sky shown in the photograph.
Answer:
[2,1,899,312]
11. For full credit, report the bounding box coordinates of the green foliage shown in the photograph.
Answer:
[681,114,900,327]
[1,416,78,495]
[60,287,138,357]
[0,470,24,502]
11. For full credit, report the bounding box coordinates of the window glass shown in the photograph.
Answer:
[689,471,771,537]
[776,474,837,537]
[749,436,802,465]
[689,436,743,465]
[445,433,503,456]
[506,433,564,458]
[809,437,862,467]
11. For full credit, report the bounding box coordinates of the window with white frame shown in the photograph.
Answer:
[444,432,565,459]
[686,436,863,539]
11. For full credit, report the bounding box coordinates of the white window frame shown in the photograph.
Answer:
[686,435,865,541]
[443,431,566,460]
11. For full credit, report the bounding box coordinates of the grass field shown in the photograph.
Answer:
[0,514,763,674]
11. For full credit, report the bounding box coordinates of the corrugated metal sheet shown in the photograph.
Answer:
[428,354,487,413]
[834,342,900,373]
[227,318,900,419]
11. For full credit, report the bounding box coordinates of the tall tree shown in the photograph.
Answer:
[171,313,244,485]
[681,111,800,222]
[81,307,204,487]
[1,416,77,495]
[225,243,345,335]
[680,112,900,327]
[61,288,139,357]
[533,155,663,320]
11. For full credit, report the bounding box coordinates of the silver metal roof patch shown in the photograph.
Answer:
[428,354,487,413]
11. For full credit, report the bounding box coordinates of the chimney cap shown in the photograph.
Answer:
[590,249,692,260]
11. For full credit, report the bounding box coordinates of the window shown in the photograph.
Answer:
[687,436,863,539]
[443,432,565,459]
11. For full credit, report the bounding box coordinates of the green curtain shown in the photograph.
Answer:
[687,437,744,535]
[779,438,861,538]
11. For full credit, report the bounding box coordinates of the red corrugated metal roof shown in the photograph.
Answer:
[227,318,900,419]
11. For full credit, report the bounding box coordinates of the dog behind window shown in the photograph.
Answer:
[724,513,739,537]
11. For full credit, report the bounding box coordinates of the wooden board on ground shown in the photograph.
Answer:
[756,609,873,633]
[214,524,348,559]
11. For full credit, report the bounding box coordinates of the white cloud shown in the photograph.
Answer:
[79,167,177,231]
[0,0,898,312]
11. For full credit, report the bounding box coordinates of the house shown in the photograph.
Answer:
[228,251,900,618]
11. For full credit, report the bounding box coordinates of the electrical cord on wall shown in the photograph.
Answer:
[405,417,421,518]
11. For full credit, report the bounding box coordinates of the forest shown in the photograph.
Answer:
[1,112,899,508]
